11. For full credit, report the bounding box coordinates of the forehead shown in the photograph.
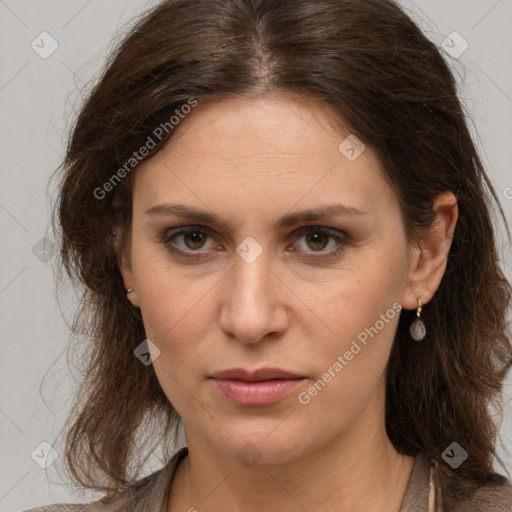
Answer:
[132,95,395,220]
[158,94,356,161]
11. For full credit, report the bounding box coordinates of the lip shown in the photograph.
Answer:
[209,367,306,406]
[210,367,303,381]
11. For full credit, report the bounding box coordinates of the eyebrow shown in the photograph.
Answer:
[145,203,368,227]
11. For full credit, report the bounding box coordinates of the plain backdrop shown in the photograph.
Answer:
[1,0,511,510]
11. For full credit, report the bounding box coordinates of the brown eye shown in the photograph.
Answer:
[160,225,348,260]
[304,232,330,251]
[182,231,208,250]
[161,227,214,254]
[293,227,347,257]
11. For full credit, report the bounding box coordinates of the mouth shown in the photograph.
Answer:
[208,367,306,406]
[209,366,304,381]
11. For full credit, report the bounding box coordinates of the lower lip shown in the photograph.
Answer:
[211,378,306,406]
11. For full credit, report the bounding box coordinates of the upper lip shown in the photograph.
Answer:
[209,367,304,382]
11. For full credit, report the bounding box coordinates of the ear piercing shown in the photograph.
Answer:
[126,288,134,294]
[410,299,426,341]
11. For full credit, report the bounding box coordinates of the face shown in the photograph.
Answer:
[121,94,416,464]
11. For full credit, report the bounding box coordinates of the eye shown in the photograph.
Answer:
[161,226,215,254]
[160,225,349,258]
[291,226,348,257]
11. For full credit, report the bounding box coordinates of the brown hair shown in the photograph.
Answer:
[52,0,512,499]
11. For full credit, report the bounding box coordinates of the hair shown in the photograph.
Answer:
[52,0,512,500]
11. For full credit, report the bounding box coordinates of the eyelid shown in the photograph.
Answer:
[159,225,219,254]
[160,225,349,257]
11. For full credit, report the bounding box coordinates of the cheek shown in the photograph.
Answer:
[131,241,220,370]
[137,271,215,355]
[302,244,407,389]
[297,278,402,426]
[135,263,215,411]
[316,243,406,336]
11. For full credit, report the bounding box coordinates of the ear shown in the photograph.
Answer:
[401,191,458,310]
[118,244,141,308]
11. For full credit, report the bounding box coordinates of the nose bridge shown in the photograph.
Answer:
[220,240,287,343]
[232,233,271,299]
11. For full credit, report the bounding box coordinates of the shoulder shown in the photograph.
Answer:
[22,447,189,512]
[21,506,92,512]
[400,451,512,512]
[22,501,115,512]
[442,475,512,511]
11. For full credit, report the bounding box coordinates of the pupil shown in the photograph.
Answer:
[308,232,327,250]
[187,232,205,249]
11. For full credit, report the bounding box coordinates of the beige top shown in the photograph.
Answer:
[23,447,512,512]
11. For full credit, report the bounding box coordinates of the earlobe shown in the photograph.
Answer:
[119,252,140,308]
[125,287,140,308]
[401,191,458,310]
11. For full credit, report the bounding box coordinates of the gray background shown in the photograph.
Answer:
[1,0,511,510]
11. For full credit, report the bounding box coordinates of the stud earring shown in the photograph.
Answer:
[126,288,134,294]
[410,299,426,341]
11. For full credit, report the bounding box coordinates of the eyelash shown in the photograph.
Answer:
[159,225,350,260]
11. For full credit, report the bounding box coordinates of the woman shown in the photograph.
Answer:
[25,0,512,511]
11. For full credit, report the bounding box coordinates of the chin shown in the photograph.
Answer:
[199,424,319,466]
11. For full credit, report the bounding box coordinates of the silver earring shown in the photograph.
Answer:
[126,288,134,294]
[409,299,426,341]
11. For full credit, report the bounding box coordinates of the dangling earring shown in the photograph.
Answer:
[410,299,426,341]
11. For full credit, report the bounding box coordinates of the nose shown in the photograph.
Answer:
[219,250,289,344]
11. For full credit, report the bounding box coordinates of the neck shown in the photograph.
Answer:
[168,399,415,512]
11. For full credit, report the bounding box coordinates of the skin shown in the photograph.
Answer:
[120,94,458,512]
